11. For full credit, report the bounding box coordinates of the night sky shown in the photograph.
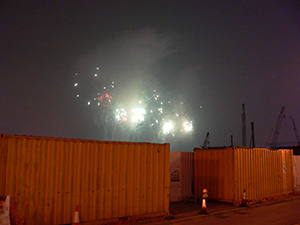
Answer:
[1,1,300,151]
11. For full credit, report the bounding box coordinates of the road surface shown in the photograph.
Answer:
[152,198,300,225]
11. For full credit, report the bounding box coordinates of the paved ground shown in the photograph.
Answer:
[169,199,237,218]
[100,191,300,225]
[155,198,300,225]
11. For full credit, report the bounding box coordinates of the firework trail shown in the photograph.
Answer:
[73,67,193,143]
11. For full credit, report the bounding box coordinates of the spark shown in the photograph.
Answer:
[115,108,127,122]
[183,121,193,132]
[131,108,146,123]
[163,121,174,134]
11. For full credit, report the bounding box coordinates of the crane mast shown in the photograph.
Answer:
[271,106,286,145]
[290,116,300,145]
[202,132,210,149]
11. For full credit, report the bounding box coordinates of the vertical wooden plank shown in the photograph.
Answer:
[89,141,97,221]
[139,144,147,214]
[53,140,62,224]
[0,134,8,194]
[233,148,237,202]
[250,149,254,199]
[153,145,159,212]
[128,144,135,216]
[30,139,38,224]
[36,139,47,224]
[193,148,201,197]
[111,143,120,218]
[131,144,137,215]
[5,139,16,201]
[147,145,153,214]
[124,143,131,216]
[15,139,23,218]
[282,150,287,193]
[43,140,53,224]
[193,149,197,196]
[269,150,273,196]
[134,144,141,215]
[103,143,111,219]
[72,140,82,219]
[118,143,126,218]
[81,142,90,221]
[163,144,170,214]
[61,140,72,224]
[157,146,164,212]
[289,150,294,191]
[97,143,104,220]
[293,156,300,188]
[256,149,260,198]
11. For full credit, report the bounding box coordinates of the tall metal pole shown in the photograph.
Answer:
[242,104,246,146]
[250,122,255,148]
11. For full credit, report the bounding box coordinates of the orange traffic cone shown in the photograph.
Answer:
[72,205,80,225]
[198,188,208,214]
[199,198,207,214]
[240,189,248,207]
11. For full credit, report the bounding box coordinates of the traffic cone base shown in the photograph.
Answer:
[240,197,248,207]
[240,189,248,207]
[72,205,80,225]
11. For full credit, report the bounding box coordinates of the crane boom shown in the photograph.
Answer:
[290,116,300,145]
[271,106,286,145]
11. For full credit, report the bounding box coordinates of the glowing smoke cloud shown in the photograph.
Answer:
[73,28,194,143]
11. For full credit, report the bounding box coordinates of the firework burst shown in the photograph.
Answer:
[73,67,193,142]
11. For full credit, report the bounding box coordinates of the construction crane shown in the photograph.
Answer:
[241,104,246,146]
[249,122,255,148]
[270,106,286,146]
[202,132,210,149]
[290,116,300,145]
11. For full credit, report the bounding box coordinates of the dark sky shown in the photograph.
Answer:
[1,0,300,151]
